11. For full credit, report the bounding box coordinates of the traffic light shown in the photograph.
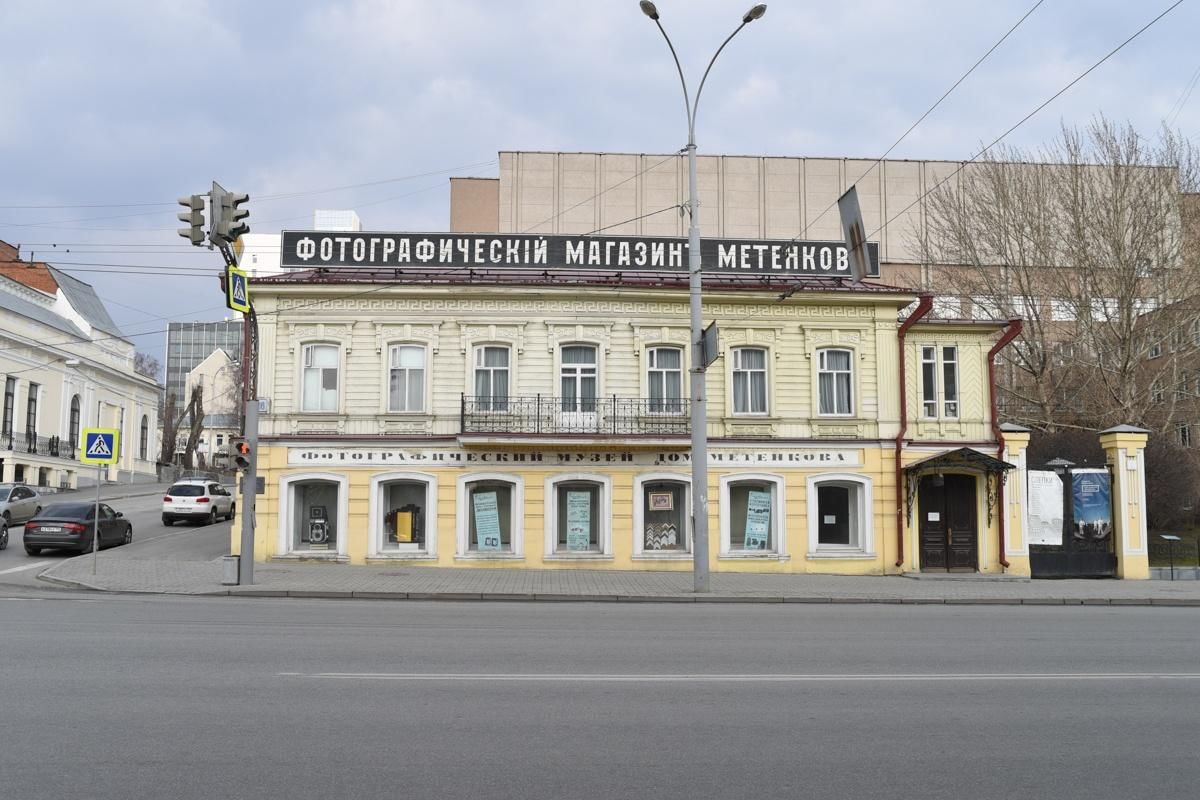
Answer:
[210,181,250,245]
[232,438,253,470]
[177,195,205,246]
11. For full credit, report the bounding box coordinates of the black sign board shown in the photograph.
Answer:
[280,231,881,279]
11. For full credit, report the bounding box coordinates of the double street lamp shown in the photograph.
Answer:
[639,2,767,593]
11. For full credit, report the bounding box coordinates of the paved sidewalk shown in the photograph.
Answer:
[36,554,1200,605]
[45,481,175,504]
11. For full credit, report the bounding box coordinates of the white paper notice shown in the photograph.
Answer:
[927,512,940,522]
[823,515,836,524]
[1027,470,1064,546]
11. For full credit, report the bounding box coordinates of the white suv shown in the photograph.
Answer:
[162,481,235,526]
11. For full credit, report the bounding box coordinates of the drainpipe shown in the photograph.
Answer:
[894,294,933,568]
[987,318,1022,570]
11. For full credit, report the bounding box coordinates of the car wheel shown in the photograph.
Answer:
[162,515,173,526]
[25,545,40,556]
[227,503,237,521]
[33,506,42,519]
[208,508,218,525]
[123,525,133,545]
[0,525,8,550]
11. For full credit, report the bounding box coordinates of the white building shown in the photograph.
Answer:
[1,242,161,488]
[183,348,241,468]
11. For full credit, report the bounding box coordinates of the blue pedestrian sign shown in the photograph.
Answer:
[226,265,251,314]
[80,428,120,465]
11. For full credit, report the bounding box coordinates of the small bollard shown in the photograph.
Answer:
[221,555,240,586]
[1159,534,1181,581]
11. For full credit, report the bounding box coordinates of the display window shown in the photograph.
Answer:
[380,480,429,553]
[720,474,785,556]
[291,479,340,551]
[638,479,688,554]
[552,481,602,554]
[806,474,873,557]
[466,480,515,553]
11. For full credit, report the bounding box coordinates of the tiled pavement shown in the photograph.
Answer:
[37,553,1200,605]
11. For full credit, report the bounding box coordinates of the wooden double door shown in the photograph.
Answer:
[918,474,978,572]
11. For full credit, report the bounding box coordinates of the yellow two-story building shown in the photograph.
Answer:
[236,228,1043,576]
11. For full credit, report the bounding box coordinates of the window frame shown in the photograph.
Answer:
[730,346,769,416]
[385,342,429,414]
[816,347,855,417]
[367,471,439,559]
[26,382,40,434]
[455,473,524,559]
[920,346,938,418]
[2,376,15,436]
[558,343,600,414]
[68,394,80,451]
[543,473,613,558]
[139,414,149,460]
[941,346,959,418]
[278,472,349,558]
[632,473,691,558]
[806,473,875,558]
[646,346,685,415]
[472,344,513,412]
[718,473,786,557]
[299,342,341,413]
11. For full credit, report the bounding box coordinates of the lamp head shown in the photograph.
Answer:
[743,4,767,23]
[639,1,659,20]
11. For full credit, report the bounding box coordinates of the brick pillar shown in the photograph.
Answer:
[1098,425,1150,580]
[999,423,1032,577]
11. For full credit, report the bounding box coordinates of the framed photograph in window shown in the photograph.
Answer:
[648,492,674,511]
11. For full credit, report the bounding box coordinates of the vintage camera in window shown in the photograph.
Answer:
[307,505,330,546]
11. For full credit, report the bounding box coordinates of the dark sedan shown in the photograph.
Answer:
[23,502,133,556]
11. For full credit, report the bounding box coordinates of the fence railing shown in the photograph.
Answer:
[1,431,77,460]
[460,395,690,436]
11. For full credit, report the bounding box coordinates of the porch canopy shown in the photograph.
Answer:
[903,447,1015,475]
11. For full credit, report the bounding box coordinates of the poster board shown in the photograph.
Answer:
[566,491,592,551]
[1071,469,1113,541]
[1027,470,1064,546]
[473,491,503,551]
[743,490,771,550]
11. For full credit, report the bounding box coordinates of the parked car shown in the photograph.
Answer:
[162,481,235,526]
[23,502,132,556]
[0,484,43,526]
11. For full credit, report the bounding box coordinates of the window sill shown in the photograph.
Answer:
[544,553,613,561]
[632,552,692,561]
[719,552,790,562]
[455,552,524,561]
[273,552,348,563]
[806,550,875,560]
[366,552,437,562]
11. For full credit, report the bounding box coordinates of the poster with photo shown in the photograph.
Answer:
[473,491,503,551]
[566,491,592,551]
[1071,469,1113,541]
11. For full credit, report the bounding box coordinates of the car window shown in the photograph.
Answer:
[101,505,115,519]
[0,488,9,501]
[12,487,30,500]
[208,484,220,494]
[167,485,205,496]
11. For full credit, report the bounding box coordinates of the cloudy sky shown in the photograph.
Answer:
[2,0,1197,367]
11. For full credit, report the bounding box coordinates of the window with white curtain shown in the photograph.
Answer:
[647,347,683,413]
[732,347,767,414]
[817,348,853,416]
[301,344,339,412]
[560,345,598,413]
[387,345,425,412]
[474,346,510,411]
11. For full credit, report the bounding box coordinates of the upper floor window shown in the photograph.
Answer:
[26,382,39,432]
[474,346,510,411]
[921,346,938,417]
[647,347,684,413]
[69,395,80,449]
[301,344,339,412]
[941,346,959,417]
[817,349,853,416]
[732,347,767,414]
[139,415,149,460]
[388,345,425,412]
[2,377,14,435]
[560,345,597,413]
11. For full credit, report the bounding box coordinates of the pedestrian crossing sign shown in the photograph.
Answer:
[226,265,250,314]
[81,428,120,465]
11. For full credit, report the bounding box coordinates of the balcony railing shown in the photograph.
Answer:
[461,395,690,436]
[1,431,77,460]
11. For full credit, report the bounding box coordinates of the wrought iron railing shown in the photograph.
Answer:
[1,431,77,460]
[461,395,690,436]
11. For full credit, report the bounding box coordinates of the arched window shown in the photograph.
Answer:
[806,474,874,557]
[139,414,149,460]
[69,395,81,451]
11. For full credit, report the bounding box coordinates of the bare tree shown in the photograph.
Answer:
[133,352,161,381]
[921,118,1200,431]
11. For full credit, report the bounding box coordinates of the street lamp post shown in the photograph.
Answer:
[640,1,767,593]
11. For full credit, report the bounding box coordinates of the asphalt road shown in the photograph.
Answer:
[1,597,1197,800]
[0,492,230,589]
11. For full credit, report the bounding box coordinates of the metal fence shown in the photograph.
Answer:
[461,395,691,436]
[1,431,76,460]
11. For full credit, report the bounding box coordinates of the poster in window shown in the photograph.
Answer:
[566,491,592,551]
[392,510,413,543]
[1071,469,1112,541]
[1027,470,1064,546]
[473,491,503,551]
[649,492,674,511]
[743,489,771,550]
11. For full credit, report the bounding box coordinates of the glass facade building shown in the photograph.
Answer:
[165,321,243,405]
